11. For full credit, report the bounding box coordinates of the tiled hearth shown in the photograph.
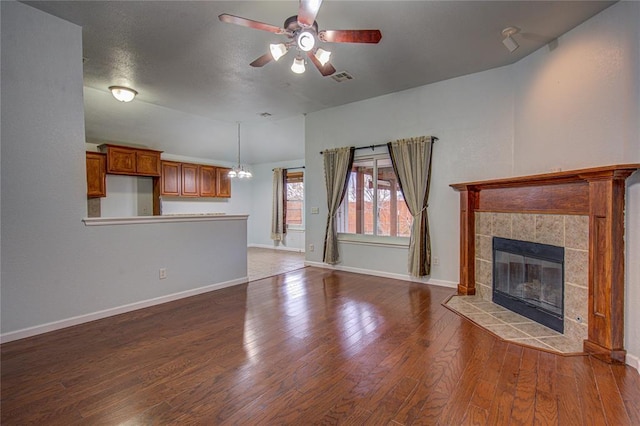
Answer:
[445,295,584,354]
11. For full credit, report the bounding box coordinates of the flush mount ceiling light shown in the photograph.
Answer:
[501,27,520,53]
[108,86,138,102]
[297,30,316,52]
[228,122,252,179]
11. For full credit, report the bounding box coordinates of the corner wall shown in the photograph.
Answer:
[1,2,247,339]
[512,1,640,367]
[304,1,640,367]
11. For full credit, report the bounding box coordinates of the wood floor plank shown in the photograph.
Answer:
[573,355,608,425]
[1,267,639,425]
[557,371,584,426]
[590,356,633,425]
[486,344,522,424]
[611,362,640,424]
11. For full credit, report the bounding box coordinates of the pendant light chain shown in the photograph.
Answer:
[228,121,252,179]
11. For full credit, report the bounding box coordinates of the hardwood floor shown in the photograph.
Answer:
[2,267,639,425]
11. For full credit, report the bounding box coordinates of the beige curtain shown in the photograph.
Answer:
[387,136,435,276]
[271,168,286,241]
[323,147,355,264]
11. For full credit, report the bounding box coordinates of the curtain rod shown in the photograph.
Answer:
[272,166,305,171]
[319,137,438,155]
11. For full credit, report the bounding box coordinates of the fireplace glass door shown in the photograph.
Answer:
[493,237,564,332]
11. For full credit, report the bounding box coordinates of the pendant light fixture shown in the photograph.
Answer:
[228,122,252,179]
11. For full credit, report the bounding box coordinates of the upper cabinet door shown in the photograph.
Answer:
[160,161,180,196]
[181,163,199,197]
[199,165,217,197]
[86,152,106,198]
[105,146,136,174]
[136,151,162,176]
[216,167,231,198]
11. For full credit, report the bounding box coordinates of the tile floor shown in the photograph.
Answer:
[247,247,306,282]
[445,295,584,354]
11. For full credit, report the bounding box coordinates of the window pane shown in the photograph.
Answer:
[286,181,304,225]
[337,155,411,238]
[377,160,393,236]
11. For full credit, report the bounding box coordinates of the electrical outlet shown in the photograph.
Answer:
[311,207,319,214]
[433,256,440,266]
[309,243,315,252]
[159,268,167,279]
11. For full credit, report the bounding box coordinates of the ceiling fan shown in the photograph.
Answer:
[219,0,382,76]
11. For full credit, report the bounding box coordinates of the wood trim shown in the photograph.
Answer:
[451,164,640,363]
[450,164,639,191]
[458,190,477,295]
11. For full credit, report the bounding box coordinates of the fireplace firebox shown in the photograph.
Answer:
[492,237,564,333]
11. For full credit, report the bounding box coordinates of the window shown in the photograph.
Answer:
[285,171,304,228]
[337,155,411,237]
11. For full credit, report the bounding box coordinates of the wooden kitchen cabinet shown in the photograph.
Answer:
[199,165,217,197]
[181,163,199,197]
[160,161,181,196]
[159,161,231,198]
[216,167,231,198]
[99,144,162,177]
[86,152,106,198]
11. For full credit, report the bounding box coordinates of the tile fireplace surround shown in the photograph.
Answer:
[451,164,640,363]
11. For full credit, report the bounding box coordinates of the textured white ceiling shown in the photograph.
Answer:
[24,1,615,164]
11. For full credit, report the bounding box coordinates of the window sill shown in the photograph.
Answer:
[337,233,409,248]
[286,227,305,233]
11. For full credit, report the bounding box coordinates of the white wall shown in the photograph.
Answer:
[512,1,640,366]
[305,65,514,284]
[248,159,306,251]
[1,2,247,338]
[304,1,640,366]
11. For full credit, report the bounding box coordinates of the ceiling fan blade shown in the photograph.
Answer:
[250,53,273,68]
[297,0,323,27]
[219,14,286,34]
[307,51,336,76]
[319,29,382,44]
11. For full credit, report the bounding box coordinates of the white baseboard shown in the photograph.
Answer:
[304,261,458,289]
[249,243,304,253]
[0,277,247,344]
[626,353,640,373]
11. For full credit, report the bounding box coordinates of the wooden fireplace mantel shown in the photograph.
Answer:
[451,164,640,363]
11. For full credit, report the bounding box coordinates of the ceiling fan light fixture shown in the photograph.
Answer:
[501,27,520,53]
[109,86,137,102]
[269,43,288,61]
[297,30,315,52]
[314,48,331,66]
[291,56,306,74]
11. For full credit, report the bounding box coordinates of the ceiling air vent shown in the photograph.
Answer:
[331,71,354,83]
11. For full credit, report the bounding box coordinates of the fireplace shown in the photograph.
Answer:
[492,237,564,333]
[451,164,640,363]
